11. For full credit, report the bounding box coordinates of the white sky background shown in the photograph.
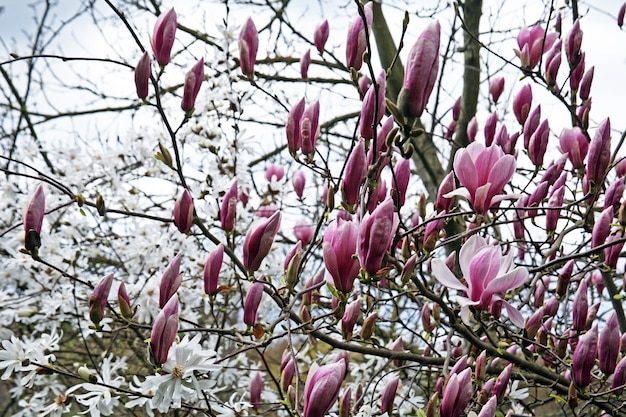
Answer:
[1,0,626,169]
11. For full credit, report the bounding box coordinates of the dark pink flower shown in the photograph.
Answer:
[250,371,263,410]
[301,49,311,79]
[489,77,505,103]
[359,70,386,140]
[265,163,285,183]
[314,20,329,54]
[151,8,177,67]
[579,66,594,101]
[358,197,399,276]
[89,273,113,325]
[286,98,306,155]
[173,189,194,234]
[565,19,583,68]
[159,253,182,308]
[341,139,367,209]
[513,84,533,125]
[598,312,620,374]
[345,3,373,70]
[239,18,259,77]
[118,281,134,319]
[514,24,558,69]
[134,51,151,99]
[203,244,224,296]
[294,220,314,246]
[181,58,204,113]
[303,361,346,417]
[24,184,45,252]
[559,127,588,169]
[243,211,281,272]
[397,21,440,118]
[150,294,179,366]
[244,281,264,326]
[220,181,238,232]
[323,219,360,293]
[341,299,361,340]
[572,325,598,387]
[586,118,611,187]
[380,377,399,414]
[440,368,472,417]
[300,101,320,160]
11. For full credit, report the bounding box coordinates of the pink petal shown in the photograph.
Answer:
[431,259,467,292]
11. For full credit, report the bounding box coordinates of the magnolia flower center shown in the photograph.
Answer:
[172,364,185,378]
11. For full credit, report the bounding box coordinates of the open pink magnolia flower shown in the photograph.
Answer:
[448,142,516,214]
[431,235,528,326]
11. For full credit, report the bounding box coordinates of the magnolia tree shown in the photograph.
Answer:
[2,0,626,416]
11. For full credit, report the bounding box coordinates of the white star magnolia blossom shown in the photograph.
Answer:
[66,355,127,417]
[127,334,220,413]
[0,330,61,388]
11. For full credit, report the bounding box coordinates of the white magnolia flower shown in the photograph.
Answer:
[134,334,221,413]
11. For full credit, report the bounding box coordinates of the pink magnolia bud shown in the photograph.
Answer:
[220,181,238,232]
[605,178,625,213]
[527,181,549,217]
[239,18,259,77]
[181,58,204,113]
[265,163,285,183]
[358,197,399,276]
[467,116,478,142]
[244,281,264,326]
[492,363,512,401]
[134,51,151,99]
[397,21,440,118]
[577,96,591,130]
[556,260,575,297]
[586,118,612,187]
[565,19,583,68]
[513,84,532,125]
[527,119,549,167]
[393,159,411,208]
[545,296,560,317]
[544,40,562,88]
[572,325,598,387]
[484,111,498,147]
[612,356,626,395]
[280,354,295,391]
[598,312,620,374]
[436,172,456,213]
[173,189,194,234]
[546,185,565,233]
[559,127,588,169]
[367,180,387,213]
[619,3,626,28]
[89,273,113,325]
[449,355,468,376]
[592,207,613,248]
[286,98,306,155]
[605,232,625,269]
[555,12,563,34]
[341,139,367,209]
[284,241,302,289]
[314,20,329,54]
[291,170,306,198]
[204,244,224,296]
[523,104,541,149]
[159,252,182,308]
[301,100,320,160]
[570,52,586,92]
[579,66,594,101]
[440,367,472,417]
[359,71,386,140]
[390,336,404,368]
[380,376,400,415]
[250,371,263,409]
[421,303,434,333]
[541,155,568,185]
[341,299,361,340]
[498,127,519,155]
[323,219,360,293]
[359,74,371,99]
[525,306,545,339]
[572,279,589,331]
[345,2,373,70]
[118,281,134,319]
[489,77,505,103]
[475,350,487,381]
[477,395,497,417]
[150,294,179,366]
[24,184,45,253]
[151,8,177,67]
[452,96,462,121]
[301,49,311,79]
[243,211,281,272]
[339,387,351,417]
[303,361,346,417]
